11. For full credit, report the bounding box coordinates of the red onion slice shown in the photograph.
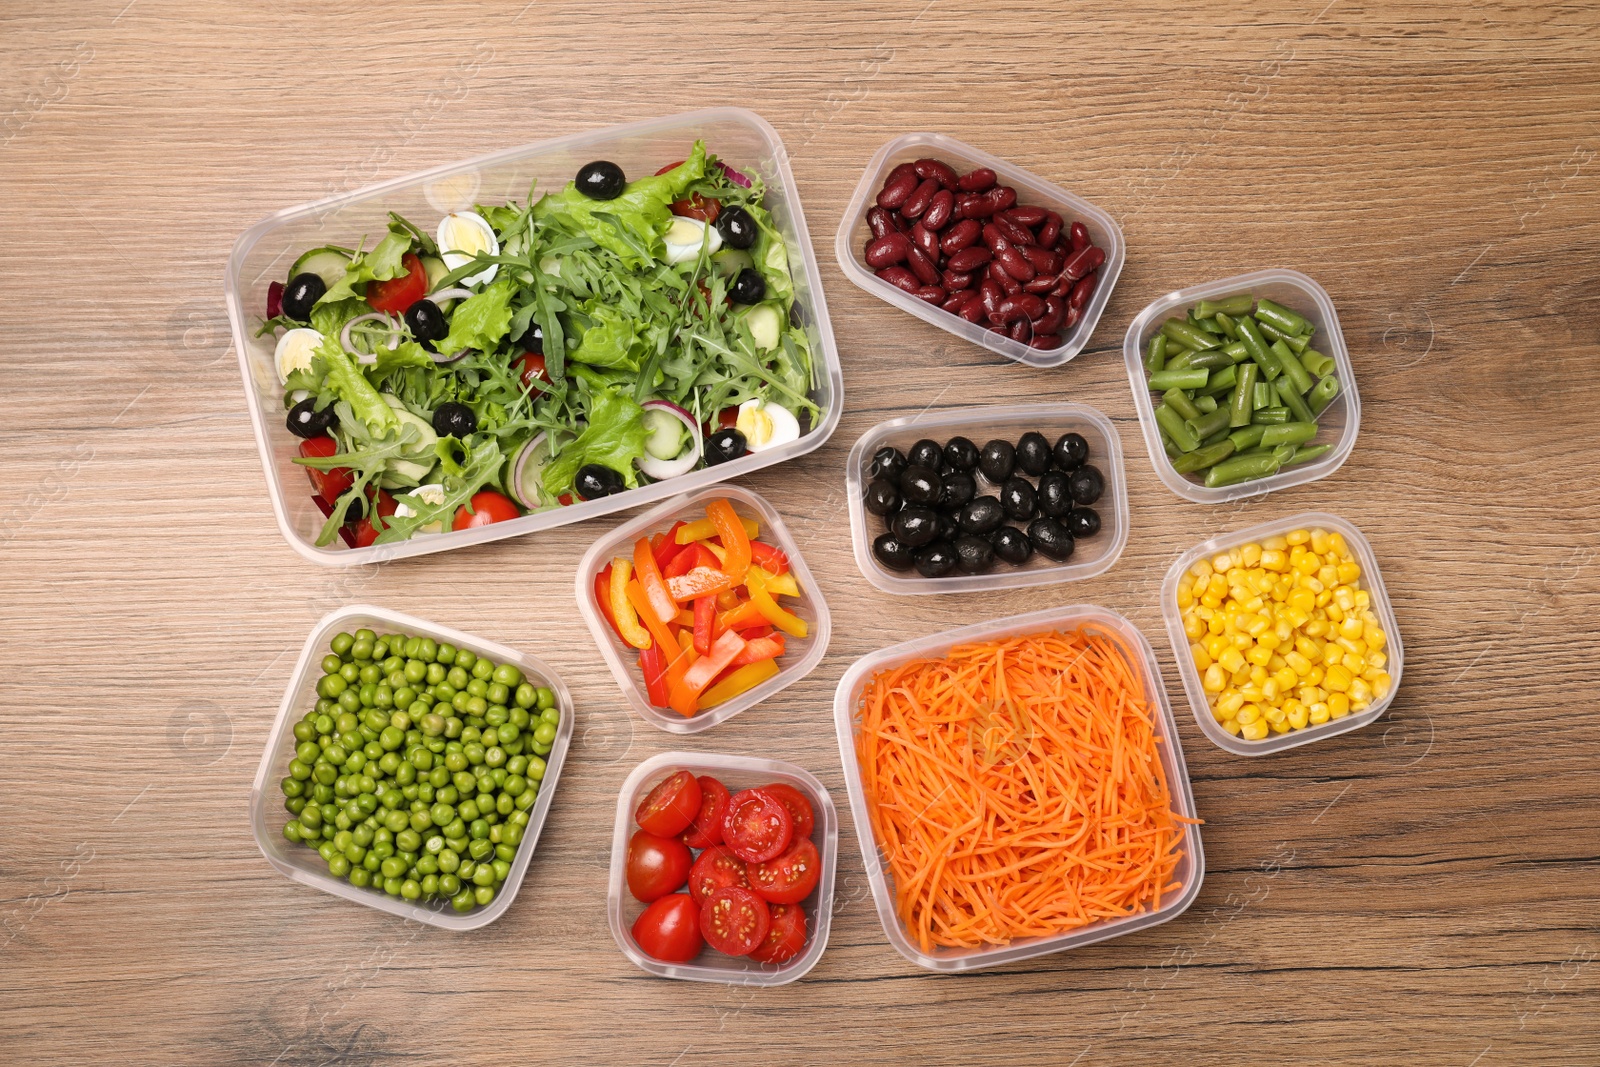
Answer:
[341,312,403,363]
[717,161,753,188]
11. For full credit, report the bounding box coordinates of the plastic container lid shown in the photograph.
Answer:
[1121,268,1360,503]
[1161,510,1405,756]
[225,107,843,566]
[832,603,1205,971]
[574,484,831,734]
[835,132,1125,369]
[606,751,838,985]
[845,402,1129,595]
[247,604,574,930]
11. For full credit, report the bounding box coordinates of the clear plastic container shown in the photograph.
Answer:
[224,107,843,567]
[574,484,831,734]
[606,751,838,985]
[248,604,574,930]
[1161,511,1404,756]
[835,132,1125,369]
[1121,268,1360,503]
[832,604,1205,972]
[845,402,1129,595]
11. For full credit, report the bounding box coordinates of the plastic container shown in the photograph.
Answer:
[575,484,830,734]
[1161,511,1404,756]
[832,604,1204,971]
[835,132,1125,369]
[1121,268,1360,503]
[607,751,838,985]
[248,605,574,930]
[225,107,844,566]
[845,402,1129,595]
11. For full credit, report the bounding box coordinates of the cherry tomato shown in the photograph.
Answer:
[721,787,793,864]
[749,837,820,905]
[670,193,721,223]
[680,775,731,850]
[653,160,686,176]
[687,845,749,907]
[365,252,428,315]
[351,489,399,548]
[704,407,740,436]
[557,493,574,506]
[298,436,353,503]
[631,893,703,963]
[635,770,702,838]
[512,351,548,393]
[757,783,815,841]
[626,830,692,903]
[452,490,521,531]
[746,901,807,965]
[700,885,770,957]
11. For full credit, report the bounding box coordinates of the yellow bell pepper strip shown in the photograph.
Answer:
[669,629,748,716]
[701,539,727,565]
[667,566,734,601]
[625,580,679,659]
[633,536,679,624]
[675,514,759,544]
[745,569,807,639]
[609,558,652,650]
[700,658,780,708]
[748,566,799,598]
[674,608,696,628]
[707,498,752,582]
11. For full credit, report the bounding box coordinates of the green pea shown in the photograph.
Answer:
[385,810,410,834]
[421,873,440,897]
[395,828,421,853]
[320,653,343,675]
[469,819,489,841]
[334,810,354,832]
[510,808,531,827]
[424,660,445,685]
[513,683,537,709]
[350,628,374,645]
[337,663,359,685]
[457,799,479,822]
[357,666,379,688]
[351,823,374,848]
[533,722,557,746]
[450,888,475,912]
[535,687,555,711]
[531,741,552,757]
[312,782,335,802]
[464,696,487,718]
[374,686,394,709]
[449,691,469,713]
[433,641,455,664]
[316,699,338,717]
[505,755,527,776]
[445,665,468,690]
[331,828,353,851]
[345,866,370,888]
[402,659,426,685]
[475,885,496,907]
[465,656,489,681]
[464,744,485,766]
[444,717,463,739]
[501,822,524,847]
[378,856,406,879]
[483,662,518,688]
[343,843,366,864]
[410,748,433,772]
[382,877,403,896]
[421,713,446,737]
[417,782,435,805]
[491,859,511,883]
[336,690,360,713]
[416,854,439,877]
[470,862,495,887]
[445,751,467,773]
[438,848,461,874]
[430,768,451,791]
[293,720,315,744]
[493,723,518,745]
[400,783,420,802]
[434,874,458,897]
[379,726,404,751]
[316,674,347,699]
[371,841,394,861]
[325,854,350,878]
[485,746,507,769]
[328,632,353,656]
[502,774,525,798]
[425,736,447,755]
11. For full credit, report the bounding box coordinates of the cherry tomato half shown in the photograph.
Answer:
[700,885,770,958]
[626,830,692,904]
[670,193,720,223]
[721,787,793,864]
[512,351,548,394]
[452,489,521,531]
[680,775,732,850]
[636,770,702,838]
[687,845,749,907]
[632,893,703,963]
[365,252,428,315]
[749,837,820,906]
[351,489,399,548]
[757,783,815,842]
[746,901,807,965]
[298,436,353,503]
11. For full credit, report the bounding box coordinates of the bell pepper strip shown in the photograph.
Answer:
[652,522,686,569]
[667,566,734,601]
[727,633,785,668]
[693,595,717,657]
[661,630,698,713]
[716,599,766,634]
[663,540,717,579]
[738,624,774,640]
[669,629,748,716]
[625,580,679,657]
[609,558,653,650]
[745,569,807,639]
[700,659,780,708]
[633,536,679,624]
[675,514,759,545]
[638,641,670,706]
[595,564,624,640]
[700,539,727,565]
[715,587,742,611]
[706,499,751,582]
[748,541,789,575]
[674,608,696,628]
[748,566,799,598]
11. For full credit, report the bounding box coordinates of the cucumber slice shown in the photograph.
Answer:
[381,395,438,458]
[711,248,754,279]
[420,255,449,291]
[641,408,688,461]
[291,247,352,289]
[742,304,782,352]
[385,457,434,484]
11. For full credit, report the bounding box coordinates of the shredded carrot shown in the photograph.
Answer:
[855,627,1198,953]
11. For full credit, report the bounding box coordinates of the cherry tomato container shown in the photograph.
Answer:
[606,751,839,985]
[1161,511,1405,756]
[225,107,844,566]
[1121,268,1361,503]
[832,604,1204,972]
[248,605,574,930]
[845,402,1129,595]
[574,484,831,734]
[835,132,1125,369]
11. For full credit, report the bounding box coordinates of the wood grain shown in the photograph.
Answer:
[2,2,1598,1064]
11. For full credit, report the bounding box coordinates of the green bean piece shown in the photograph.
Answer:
[1212,311,1241,340]
[1191,315,1224,335]
[1253,382,1273,410]
[1272,340,1316,396]
[1252,406,1292,425]
[1184,350,1235,371]
[1186,406,1232,441]
[1260,421,1319,447]
[1204,452,1282,488]
[1201,424,1233,447]
[1160,317,1221,351]
[1222,341,1250,363]
[1285,443,1333,466]
[1300,348,1335,377]
[1155,403,1201,451]
[1309,373,1342,415]
[1196,294,1255,317]
[1235,316,1283,381]
[1145,333,1168,374]
[1149,368,1210,391]
[1254,298,1312,336]
[1276,376,1317,423]
[1171,440,1237,474]
[1162,388,1201,421]
[1276,329,1310,354]
[1228,424,1267,451]
[1203,364,1238,395]
[1194,393,1219,414]
[1161,430,1181,459]
[1230,363,1259,428]
[1164,348,1196,371]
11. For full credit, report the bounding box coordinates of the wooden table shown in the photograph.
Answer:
[3,3,1597,1063]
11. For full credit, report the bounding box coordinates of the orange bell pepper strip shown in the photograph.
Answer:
[625,580,679,658]
[700,659,780,708]
[669,629,748,716]
[674,607,696,628]
[609,559,652,650]
[675,514,758,544]
[715,587,742,611]
[667,566,733,601]
[663,629,698,706]
[748,541,789,575]
[693,595,717,656]
[727,632,784,668]
[706,499,751,582]
[595,563,623,640]
[633,536,679,624]
[745,569,807,639]
[716,599,766,634]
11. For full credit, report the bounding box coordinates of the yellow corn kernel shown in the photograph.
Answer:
[1184,614,1206,640]
[1322,644,1343,667]
[1328,692,1351,718]
[1294,552,1320,575]
[1204,634,1229,660]
[1269,581,1290,603]
[1260,549,1288,572]
[1294,635,1320,659]
[1366,625,1386,651]
[1299,685,1326,704]
[1262,704,1287,725]
[1286,528,1311,545]
[1285,650,1313,677]
[1249,664,1269,685]
[1288,588,1315,613]
[1245,645,1275,667]
[1373,672,1393,699]
[1334,586,1356,611]
[1325,600,1345,623]
[1324,664,1353,693]
[1263,535,1288,551]
[1273,666,1299,690]
[1304,618,1329,637]
[1212,552,1234,573]
[1236,704,1261,726]
[1223,717,1242,736]
[1354,590,1371,610]
[1287,702,1310,730]
[1191,642,1213,670]
[1316,564,1339,586]
[1177,585,1194,610]
[1216,691,1245,716]
[1189,559,1213,581]
[1238,685,1264,701]
[1243,594,1266,613]
[1200,591,1222,611]
[1212,700,1234,723]
[1366,650,1387,671]
[1203,663,1227,692]
[1308,702,1331,724]
[1207,614,1225,636]
[1241,719,1270,741]
[1261,678,1281,703]
[1337,562,1361,585]
[1268,654,1288,673]
[1255,632,1282,654]
[1269,717,1291,734]
[1329,532,1349,556]
[1240,542,1262,567]
[1338,616,1364,640]
[1310,529,1332,555]
[1348,677,1372,705]
[1208,573,1228,598]
[1342,653,1367,676]
[1303,666,1325,688]
[1231,665,1253,687]
[1245,616,1271,638]
[1231,633,1252,651]
[1218,647,1245,674]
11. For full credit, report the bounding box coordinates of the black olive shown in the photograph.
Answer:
[716,205,758,250]
[1027,518,1076,561]
[405,299,448,351]
[431,401,477,439]
[943,436,979,472]
[575,160,626,200]
[342,494,366,524]
[1036,471,1072,518]
[978,439,1016,484]
[286,398,337,439]
[891,505,940,548]
[705,429,747,466]
[1066,507,1101,538]
[938,471,977,511]
[516,318,544,353]
[1000,476,1036,521]
[954,534,996,574]
[864,478,901,517]
[574,464,625,499]
[789,302,808,328]
[873,532,915,571]
[730,268,766,305]
[1053,431,1090,471]
[1016,431,1052,476]
[898,465,941,506]
[914,540,958,579]
[1068,464,1105,506]
[958,496,1004,535]
[281,272,326,323]
[937,511,961,543]
[870,446,907,482]
[990,526,1033,566]
[907,439,944,471]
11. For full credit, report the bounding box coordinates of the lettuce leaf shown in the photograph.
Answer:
[569,302,641,371]
[541,383,647,494]
[437,277,517,356]
[316,334,399,435]
[532,142,707,268]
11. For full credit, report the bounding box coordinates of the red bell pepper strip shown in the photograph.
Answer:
[706,499,751,582]
[652,522,686,569]
[633,536,679,624]
[669,629,748,716]
[737,624,774,640]
[662,540,717,580]
[667,566,734,601]
[693,595,716,656]
[748,541,790,575]
[638,641,670,707]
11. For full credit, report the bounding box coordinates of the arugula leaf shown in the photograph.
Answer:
[532,142,707,267]
[375,437,505,544]
[317,334,399,434]
[541,382,647,495]
[437,277,517,356]
[317,228,413,305]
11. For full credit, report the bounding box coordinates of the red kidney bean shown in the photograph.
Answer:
[1061,244,1105,282]
[875,265,920,293]
[1022,275,1058,295]
[1069,273,1097,310]
[940,219,981,255]
[913,284,946,304]
[943,269,974,291]
[959,297,986,324]
[864,232,910,268]
[1050,272,1072,297]
[997,293,1045,321]
[957,167,997,192]
[946,245,991,272]
[1037,211,1062,248]
[866,207,896,239]
[906,245,941,286]
[1064,302,1083,330]
[940,292,966,313]
[956,193,998,219]
[995,215,1035,247]
[922,189,955,230]
[1069,221,1091,252]
[910,222,941,261]
[989,260,1022,295]
[978,279,1003,317]
[988,185,1018,212]
[981,223,1009,251]
[997,246,1035,282]
[1021,245,1057,273]
[1008,318,1032,342]
[913,157,960,189]
[877,170,918,210]
[1035,295,1066,333]
[901,178,941,219]
[1004,205,1048,227]
[883,161,916,188]
[1029,332,1061,350]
